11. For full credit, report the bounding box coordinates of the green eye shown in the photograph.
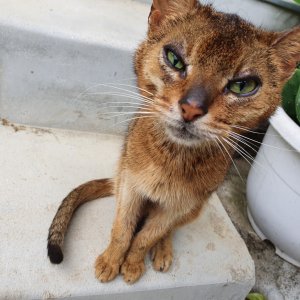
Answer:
[166,50,185,71]
[227,79,259,96]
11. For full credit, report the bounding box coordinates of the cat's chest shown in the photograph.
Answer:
[132,160,210,207]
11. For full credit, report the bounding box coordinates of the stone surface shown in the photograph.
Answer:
[0,123,254,300]
[0,0,148,134]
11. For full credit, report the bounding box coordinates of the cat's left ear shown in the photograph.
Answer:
[272,26,300,80]
[148,0,198,29]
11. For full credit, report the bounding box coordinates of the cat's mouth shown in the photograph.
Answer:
[165,121,213,145]
[167,123,198,140]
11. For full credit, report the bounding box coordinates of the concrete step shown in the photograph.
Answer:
[0,123,254,300]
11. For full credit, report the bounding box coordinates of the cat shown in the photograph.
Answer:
[47,0,300,284]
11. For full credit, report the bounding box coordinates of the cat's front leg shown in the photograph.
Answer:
[95,186,144,283]
[120,207,184,284]
[150,232,173,273]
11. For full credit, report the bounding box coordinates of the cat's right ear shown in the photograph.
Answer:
[271,26,300,81]
[148,0,198,29]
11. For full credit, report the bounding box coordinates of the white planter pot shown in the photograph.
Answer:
[247,107,300,267]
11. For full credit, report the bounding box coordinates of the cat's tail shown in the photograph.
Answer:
[47,178,114,264]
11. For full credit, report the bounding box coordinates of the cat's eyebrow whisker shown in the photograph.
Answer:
[215,137,245,183]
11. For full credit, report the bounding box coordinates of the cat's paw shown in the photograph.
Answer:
[94,254,120,283]
[121,259,145,284]
[150,242,173,272]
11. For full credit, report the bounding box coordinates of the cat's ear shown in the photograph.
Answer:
[148,0,198,29]
[272,26,300,80]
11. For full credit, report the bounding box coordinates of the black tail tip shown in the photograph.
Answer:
[48,243,64,264]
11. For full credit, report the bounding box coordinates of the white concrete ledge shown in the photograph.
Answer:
[0,124,254,299]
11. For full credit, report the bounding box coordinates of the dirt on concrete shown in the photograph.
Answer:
[1,118,52,135]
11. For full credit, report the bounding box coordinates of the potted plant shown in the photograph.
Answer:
[246,65,300,267]
[262,0,300,12]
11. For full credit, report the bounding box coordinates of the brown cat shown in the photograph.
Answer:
[47,0,300,284]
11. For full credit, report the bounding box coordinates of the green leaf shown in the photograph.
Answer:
[293,0,300,4]
[246,293,267,300]
[282,69,300,124]
[296,84,300,123]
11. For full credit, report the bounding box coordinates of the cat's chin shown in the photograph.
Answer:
[165,124,208,147]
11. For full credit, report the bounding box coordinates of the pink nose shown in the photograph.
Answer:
[180,102,206,122]
[178,86,209,122]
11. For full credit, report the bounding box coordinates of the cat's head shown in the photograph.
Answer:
[134,0,300,146]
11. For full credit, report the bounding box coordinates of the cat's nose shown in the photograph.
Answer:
[179,87,209,122]
[180,102,207,122]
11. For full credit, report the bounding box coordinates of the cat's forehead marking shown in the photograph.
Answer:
[163,11,262,79]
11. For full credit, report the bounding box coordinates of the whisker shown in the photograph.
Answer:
[101,105,153,111]
[100,83,156,101]
[216,137,245,183]
[230,124,266,134]
[228,132,259,155]
[98,111,156,117]
[112,83,154,96]
[222,137,253,167]
[100,101,153,109]
[85,91,156,106]
[225,136,270,175]
[114,115,158,126]
[214,139,228,162]
[75,77,137,98]
[90,83,168,110]
[224,138,263,175]
[98,101,163,114]
[230,124,279,137]
[221,128,259,149]
[85,83,156,104]
[231,131,296,152]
